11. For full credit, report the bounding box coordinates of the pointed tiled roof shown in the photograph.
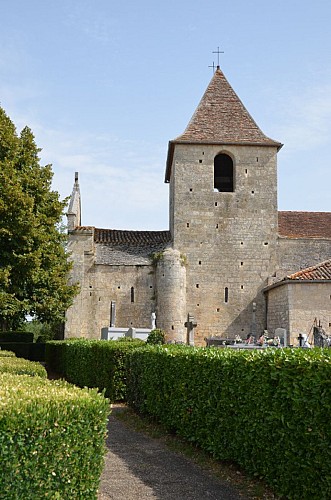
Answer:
[286,259,331,280]
[165,67,282,181]
[278,211,331,239]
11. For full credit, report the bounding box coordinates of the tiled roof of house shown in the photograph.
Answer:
[94,228,172,245]
[165,67,282,181]
[287,259,331,280]
[278,211,331,239]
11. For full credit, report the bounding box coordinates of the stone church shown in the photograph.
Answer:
[65,66,331,346]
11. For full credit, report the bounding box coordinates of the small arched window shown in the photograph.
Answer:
[214,153,234,192]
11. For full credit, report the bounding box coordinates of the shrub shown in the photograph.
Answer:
[0,342,46,362]
[46,339,144,401]
[0,373,109,499]
[0,357,47,378]
[0,350,16,358]
[146,329,165,345]
[0,331,34,343]
[126,346,331,499]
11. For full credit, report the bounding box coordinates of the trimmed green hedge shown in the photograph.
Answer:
[0,350,16,358]
[0,373,109,499]
[0,331,34,342]
[126,346,331,500]
[0,342,46,361]
[0,356,47,378]
[46,339,144,401]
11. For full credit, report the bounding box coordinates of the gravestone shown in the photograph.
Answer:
[275,327,287,347]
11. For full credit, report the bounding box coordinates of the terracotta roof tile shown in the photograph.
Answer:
[93,228,171,246]
[287,259,331,280]
[175,68,281,146]
[278,211,331,239]
[165,67,282,181]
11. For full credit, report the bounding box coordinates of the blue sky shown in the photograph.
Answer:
[1,0,330,230]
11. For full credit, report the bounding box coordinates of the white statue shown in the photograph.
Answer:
[151,312,156,329]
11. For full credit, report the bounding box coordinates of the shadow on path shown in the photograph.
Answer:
[98,405,246,500]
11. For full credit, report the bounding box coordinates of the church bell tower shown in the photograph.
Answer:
[165,66,283,343]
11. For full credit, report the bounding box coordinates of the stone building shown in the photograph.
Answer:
[65,66,331,346]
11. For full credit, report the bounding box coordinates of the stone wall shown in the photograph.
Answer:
[65,227,158,338]
[267,281,331,345]
[277,238,331,277]
[65,228,95,337]
[169,143,279,344]
[265,284,290,339]
[155,248,187,342]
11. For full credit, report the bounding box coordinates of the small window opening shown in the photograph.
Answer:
[217,308,220,312]
[224,287,229,303]
[264,242,269,246]
[214,153,234,192]
[118,286,121,289]
[241,262,244,266]
[251,190,255,194]
[216,223,219,229]
[171,325,174,330]
[199,260,202,265]
[187,222,190,228]
[199,159,202,163]
[149,285,153,289]
[196,284,199,288]
[240,241,244,245]
[245,169,248,174]
[215,202,218,206]
[256,157,259,162]
[241,285,244,289]
[130,287,135,303]
[197,303,200,307]
[89,292,92,296]
[189,188,193,192]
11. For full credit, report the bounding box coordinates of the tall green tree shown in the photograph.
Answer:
[0,106,78,330]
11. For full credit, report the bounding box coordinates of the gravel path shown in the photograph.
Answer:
[98,406,246,500]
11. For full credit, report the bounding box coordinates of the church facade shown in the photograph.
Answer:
[65,67,331,346]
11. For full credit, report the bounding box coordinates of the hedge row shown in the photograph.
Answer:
[126,346,331,500]
[46,338,144,401]
[0,350,16,358]
[0,373,109,499]
[0,342,45,361]
[0,331,34,343]
[0,356,47,378]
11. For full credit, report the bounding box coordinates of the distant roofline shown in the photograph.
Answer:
[278,211,331,239]
[264,278,331,293]
[264,258,331,292]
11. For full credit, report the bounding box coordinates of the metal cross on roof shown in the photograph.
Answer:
[212,46,224,67]
[208,61,216,73]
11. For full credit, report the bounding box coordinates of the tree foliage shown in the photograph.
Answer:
[0,106,78,329]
